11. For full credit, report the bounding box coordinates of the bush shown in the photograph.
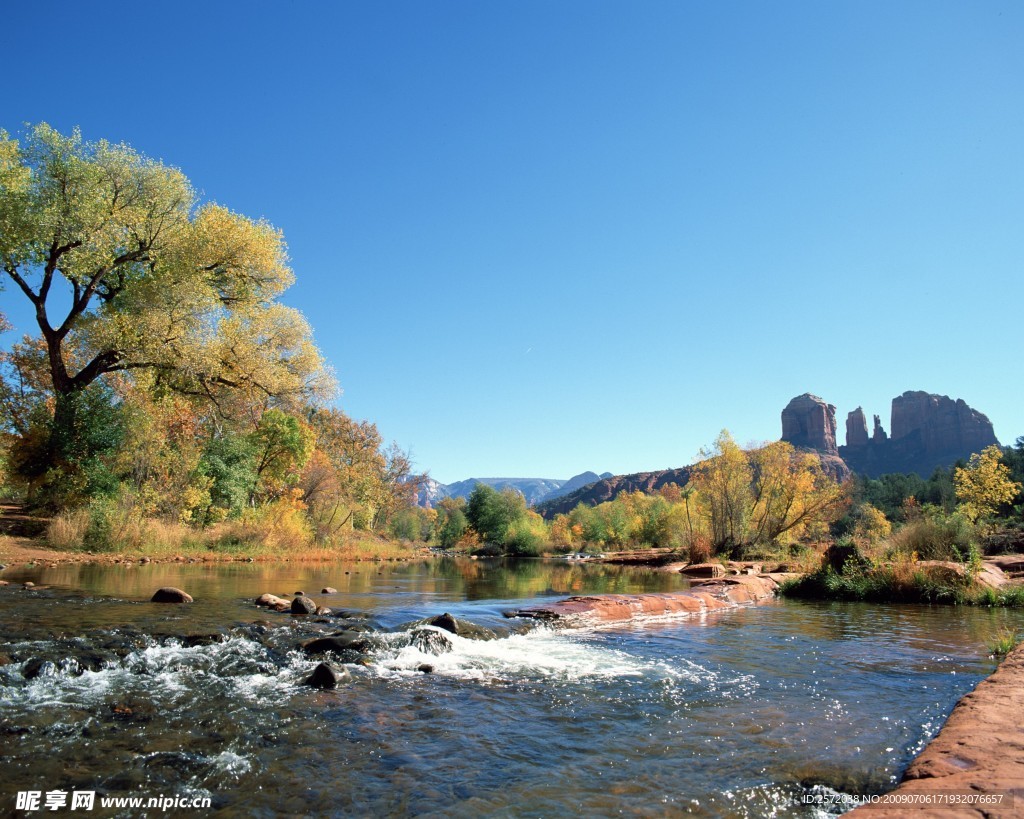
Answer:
[888,510,976,561]
[503,513,548,556]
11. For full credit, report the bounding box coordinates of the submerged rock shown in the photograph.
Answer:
[303,662,351,690]
[302,631,379,657]
[404,613,497,641]
[151,587,193,603]
[409,627,453,654]
[321,587,338,594]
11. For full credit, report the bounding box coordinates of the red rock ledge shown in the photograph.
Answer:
[505,574,779,624]
[851,642,1024,818]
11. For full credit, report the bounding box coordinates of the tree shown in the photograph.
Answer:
[465,483,527,544]
[0,124,332,479]
[954,445,1021,523]
[689,430,752,551]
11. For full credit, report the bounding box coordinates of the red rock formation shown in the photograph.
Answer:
[506,574,778,624]
[890,390,998,457]
[781,394,838,455]
[846,407,869,448]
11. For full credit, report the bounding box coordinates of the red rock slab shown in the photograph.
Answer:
[506,574,778,624]
[850,642,1024,818]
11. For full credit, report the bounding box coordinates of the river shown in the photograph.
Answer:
[1,558,1021,817]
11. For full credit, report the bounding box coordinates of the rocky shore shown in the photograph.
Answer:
[850,642,1024,818]
[506,573,779,624]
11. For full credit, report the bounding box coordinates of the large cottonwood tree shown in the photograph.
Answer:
[0,124,331,466]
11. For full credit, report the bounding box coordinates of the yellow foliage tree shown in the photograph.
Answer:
[954,445,1021,523]
[0,124,333,472]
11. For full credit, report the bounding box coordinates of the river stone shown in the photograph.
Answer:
[303,662,351,690]
[22,658,56,680]
[321,587,338,594]
[151,587,193,603]
[291,595,318,615]
[0,580,8,586]
[417,664,434,674]
[255,593,291,612]
[23,581,35,588]
[409,627,453,654]
[680,563,725,578]
[315,606,332,616]
[302,631,377,657]
[405,613,497,641]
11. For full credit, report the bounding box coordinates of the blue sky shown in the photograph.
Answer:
[3,1,1022,483]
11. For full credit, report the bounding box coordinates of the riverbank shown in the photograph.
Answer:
[850,641,1024,817]
[0,532,429,567]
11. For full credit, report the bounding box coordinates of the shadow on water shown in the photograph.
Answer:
[1,558,1021,817]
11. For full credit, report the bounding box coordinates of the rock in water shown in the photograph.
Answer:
[321,587,338,594]
[302,631,377,656]
[291,595,318,615]
[151,587,193,603]
[409,627,453,654]
[255,593,291,612]
[303,662,351,689]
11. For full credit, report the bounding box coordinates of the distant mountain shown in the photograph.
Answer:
[443,477,564,506]
[414,471,607,508]
[535,467,693,518]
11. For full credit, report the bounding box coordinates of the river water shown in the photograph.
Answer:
[1,557,1021,818]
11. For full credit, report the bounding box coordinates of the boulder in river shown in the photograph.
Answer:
[680,563,725,578]
[291,595,318,615]
[255,593,291,612]
[405,612,497,641]
[321,587,338,594]
[303,662,352,690]
[409,627,453,654]
[151,587,193,603]
[302,631,379,657]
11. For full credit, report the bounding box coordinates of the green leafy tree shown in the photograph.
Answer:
[465,483,527,544]
[0,124,332,487]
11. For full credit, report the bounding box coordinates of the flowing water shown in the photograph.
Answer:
[1,557,1021,818]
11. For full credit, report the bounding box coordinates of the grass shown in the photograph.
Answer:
[987,627,1022,658]
[780,559,1024,608]
[40,507,428,562]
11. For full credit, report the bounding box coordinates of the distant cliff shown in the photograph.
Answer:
[781,391,999,479]
[838,391,998,478]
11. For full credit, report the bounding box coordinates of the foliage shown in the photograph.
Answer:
[433,497,469,549]
[687,432,847,555]
[954,445,1022,524]
[0,123,332,485]
[465,483,528,545]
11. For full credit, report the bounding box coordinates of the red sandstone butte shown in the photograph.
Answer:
[505,574,778,624]
[851,642,1024,818]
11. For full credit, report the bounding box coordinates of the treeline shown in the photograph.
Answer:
[394,432,850,558]
[0,125,420,552]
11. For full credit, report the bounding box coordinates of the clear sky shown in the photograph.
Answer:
[3,1,1022,484]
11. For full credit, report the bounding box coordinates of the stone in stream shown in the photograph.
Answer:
[255,593,291,612]
[23,581,35,588]
[290,595,318,615]
[409,627,453,654]
[680,563,725,578]
[150,587,193,603]
[302,631,379,657]
[315,606,332,616]
[321,587,338,594]
[303,662,352,690]
[405,613,497,641]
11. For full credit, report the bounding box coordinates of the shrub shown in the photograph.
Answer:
[888,510,976,561]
